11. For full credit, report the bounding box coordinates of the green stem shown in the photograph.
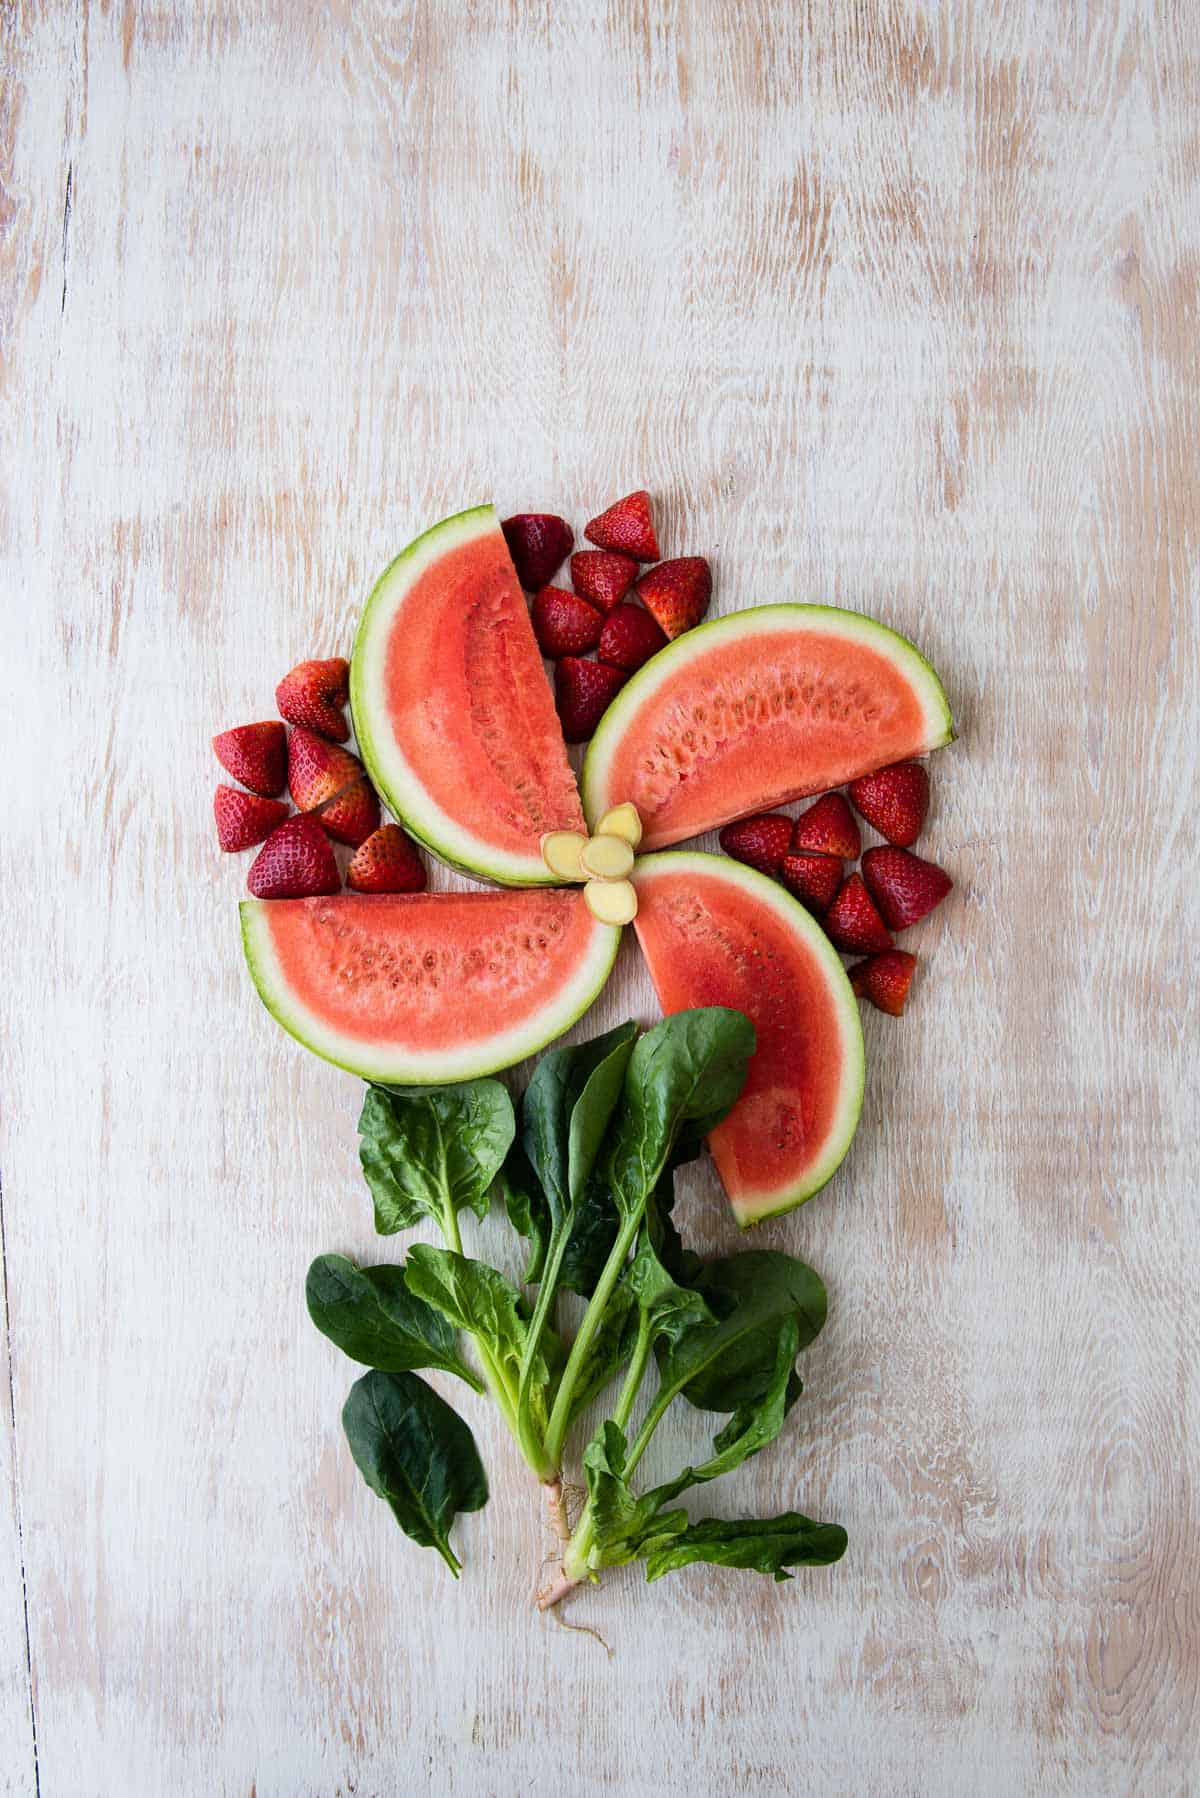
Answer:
[543,1209,640,1467]
[514,1228,569,1477]
[612,1308,654,1434]
[621,1383,674,1482]
[559,1308,660,1586]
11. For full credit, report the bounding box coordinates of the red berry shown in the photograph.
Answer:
[597,601,668,673]
[584,490,660,561]
[531,586,603,658]
[275,659,350,743]
[823,874,893,954]
[347,824,427,894]
[317,780,380,848]
[635,557,712,640]
[554,657,628,743]
[501,513,574,591]
[246,814,341,899]
[848,950,918,1017]
[214,786,289,852]
[212,722,288,797]
[860,847,952,930]
[791,793,860,860]
[779,851,842,915]
[570,550,638,613]
[848,762,930,848]
[718,813,794,877]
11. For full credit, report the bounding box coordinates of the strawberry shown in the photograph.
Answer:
[347,824,427,894]
[791,792,860,860]
[570,549,638,613]
[718,813,794,877]
[214,786,289,852]
[635,557,712,640]
[597,601,668,673]
[780,851,842,915]
[317,779,381,848]
[287,726,365,812]
[848,761,930,848]
[584,490,660,561]
[246,814,341,899]
[848,950,918,1017]
[531,586,603,658]
[501,513,574,591]
[861,846,952,930]
[275,658,351,742]
[554,657,628,743]
[212,722,287,797]
[822,874,894,954]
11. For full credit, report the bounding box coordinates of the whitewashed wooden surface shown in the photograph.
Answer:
[3,2,1199,1793]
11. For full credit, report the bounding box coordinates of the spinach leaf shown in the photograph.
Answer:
[659,1251,827,1413]
[341,1370,487,1574]
[557,1172,620,1297]
[306,1254,482,1389]
[403,1244,551,1413]
[606,1009,756,1221]
[563,1282,639,1426]
[357,1081,515,1237]
[581,1420,688,1570]
[626,1225,715,1346]
[521,1021,638,1226]
[643,1512,848,1583]
[495,1148,550,1284]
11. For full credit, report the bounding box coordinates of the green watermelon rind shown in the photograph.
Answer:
[350,504,567,887]
[238,899,621,1086]
[582,603,955,842]
[632,851,866,1228]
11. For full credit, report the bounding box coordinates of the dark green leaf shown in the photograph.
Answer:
[341,1370,487,1574]
[659,1251,827,1413]
[403,1244,551,1416]
[305,1254,482,1389]
[643,1512,848,1583]
[495,1148,551,1284]
[521,1021,638,1226]
[557,1172,620,1297]
[358,1082,515,1236]
[627,1225,716,1347]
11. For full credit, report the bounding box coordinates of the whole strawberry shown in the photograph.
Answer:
[780,851,842,916]
[347,824,427,894]
[214,785,289,852]
[718,813,794,877]
[823,874,893,954]
[636,557,712,640]
[570,550,638,613]
[501,513,574,591]
[275,658,351,743]
[584,490,660,562]
[531,586,603,658]
[848,762,930,848]
[246,814,341,899]
[597,602,668,673]
[212,721,288,797]
[861,847,952,930]
[791,793,860,860]
[554,657,628,743]
[848,950,918,1017]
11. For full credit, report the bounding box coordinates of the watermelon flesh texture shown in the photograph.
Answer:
[583,604,953,849]
[351,506,586,885]
[632,853,865,1225]
[240,890,620,1084]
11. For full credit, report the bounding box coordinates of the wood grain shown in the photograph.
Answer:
[2,1,1198,1792]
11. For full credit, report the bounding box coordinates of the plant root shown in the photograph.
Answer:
[541,1478,571,1544]
[547,1604,612,1658]
[535,1567,582,1611]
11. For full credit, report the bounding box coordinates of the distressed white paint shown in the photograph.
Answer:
[2,2,1198,1793]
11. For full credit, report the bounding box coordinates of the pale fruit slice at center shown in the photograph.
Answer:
[579,834,635,880]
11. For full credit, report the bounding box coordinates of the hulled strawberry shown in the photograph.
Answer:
[287,725,366,813]
[501,513,574,591]
[531,586,603,658]
[847,950,918,1016]
[584,490,660,561]
[780,851,842,915]
[347,824,427,893]
[861,847,952,930]
[570,549,638,613]
[246,814,341,899]
[275,658,351,742]
[214,786,289,852]
[635,557,712,640]
[848,762,930,848]
[597,601,668,673]
[554,657,628,743]
[822,874,894,954]
[718,813,794,877]
[317,780,380,848]
[212,721,287,797]
[791,792,860,860]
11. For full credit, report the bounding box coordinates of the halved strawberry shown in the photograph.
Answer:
[780,851,842,915]
[501,513,574,591]
[848,762,930,848]
[848,950,918,1017]
[823,874,893,954]
[287,726,365,813]
[246,814,341,899]
[531,586,603,658]
[791,792,860,860]
[718,813,794,877]
[635,556,711,640]
[554,657,628,743]
[584,490,660,561]
[347,823,427,894]
[570,549,638,613]
[275,658,351,742]
[861,847,952,930]
[597,601,668,673]
[214,786,289,852]
[317,779,380,848]
[212,722,287,797]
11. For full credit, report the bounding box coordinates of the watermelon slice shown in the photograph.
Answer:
[351,506,586,885]
[583,604,953,850]
[632,853,864,1225]
[240,890,620,1084]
